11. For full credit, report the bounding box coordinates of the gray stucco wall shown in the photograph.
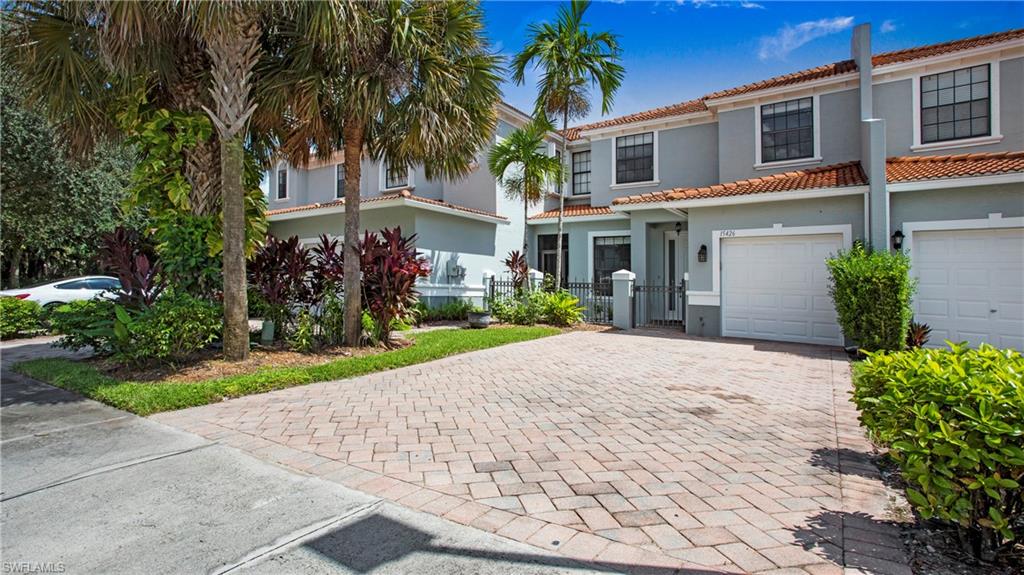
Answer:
[875,57,1024,157]
[588,122,720,208]
[890,183,1024,236]
[529,219,631,283]
[268,207,417,242]
[718,89,862,184]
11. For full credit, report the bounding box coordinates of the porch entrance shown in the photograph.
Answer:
[633,230,687,329]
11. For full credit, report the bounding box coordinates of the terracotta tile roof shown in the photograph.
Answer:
[564,28,1023,139]
[612,151,1024,206]
[528,205,618,220]
[266,189,507,221]
[562,99,707,141]
[612,162,867,205]
[886,151,1024,183]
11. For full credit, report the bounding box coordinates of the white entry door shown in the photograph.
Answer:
[721,233,843,345]
[912,227,1024,350]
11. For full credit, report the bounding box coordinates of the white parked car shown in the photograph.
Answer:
[0,276,121,309]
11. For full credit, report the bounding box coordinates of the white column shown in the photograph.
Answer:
[528,269,544,291]
[481,270,495,308]
[612,269,635,331]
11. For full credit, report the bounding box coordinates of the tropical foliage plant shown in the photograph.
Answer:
[360,228,432,346]
[512,0,624,287]
[826,243,915,352]
[247,235,314,334]
[0,297,42,339]
[504,250,530,292]
[852,343,1024,559]
[97,228,166,309]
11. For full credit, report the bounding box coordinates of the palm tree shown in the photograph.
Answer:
[512,0,624,288]
[487,117,563,257]
[7,1,274,360]
[258,0,502,346]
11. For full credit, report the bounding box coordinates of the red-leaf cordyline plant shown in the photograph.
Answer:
[504,250,530,292]
[360,227,431,346]
[247,235,312,334]
[310,234,344,304]
[97,227,165,309]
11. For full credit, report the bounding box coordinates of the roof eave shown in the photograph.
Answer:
[611,185,870,211]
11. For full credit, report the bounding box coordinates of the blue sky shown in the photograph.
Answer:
[484,1,1024,125]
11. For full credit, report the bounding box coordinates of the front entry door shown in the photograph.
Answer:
[663,230,688,322]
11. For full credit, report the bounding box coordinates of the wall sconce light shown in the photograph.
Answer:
[697,244,708,263]
[674,221,683,236]
[891,229,905,251]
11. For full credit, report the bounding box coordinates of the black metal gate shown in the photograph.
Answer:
[633,281,686,329]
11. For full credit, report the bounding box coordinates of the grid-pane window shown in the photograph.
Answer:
[335,164,345,198]
[921,64,990,144]
[385,161,407,189]
[760,97,813,163]
[572,151,591,196]
[593,236,631,294]
[276,169,287,199]
[615,132,654,184]
[538,234,568,285]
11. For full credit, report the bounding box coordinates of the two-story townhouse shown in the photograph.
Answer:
[265,102,561,305]
[528,24,1024,348]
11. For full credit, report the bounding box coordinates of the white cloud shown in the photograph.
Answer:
[880,20,898,34]
[757,16,855,61]
[740,1,765,9]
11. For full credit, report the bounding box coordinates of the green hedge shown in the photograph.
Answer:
[852,343,1024,558]
[0,297,42,339]
[826,243,914,352]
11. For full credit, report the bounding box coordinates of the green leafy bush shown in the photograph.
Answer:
[414,299,473,324]
[0,297,42,339]
[50,299,117,352]
[287,310,317,353]
[488,291,544,325]
[541,290,584,327]
[826,243,915,352]
[852,343,1024,558]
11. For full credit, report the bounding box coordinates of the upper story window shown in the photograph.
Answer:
[761,97,813,163]
[276,168,288,199]
[921,64,989,144]
[335,164,345,199]
[572,151,591,196]
[384,161,407,190]
[615,132,654,184]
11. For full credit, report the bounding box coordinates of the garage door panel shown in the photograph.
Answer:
[722,233,843,346]
[913,227,1023,350]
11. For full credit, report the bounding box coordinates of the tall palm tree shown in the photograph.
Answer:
[7,0,271,360]
[258,0,502,346]
[512,0,624,288]
[487,117,563,257]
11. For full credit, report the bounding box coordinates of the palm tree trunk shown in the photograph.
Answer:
[342,122,365,347]
[555,109,568,288]
[221,135,249,360]
[523,200,529,257]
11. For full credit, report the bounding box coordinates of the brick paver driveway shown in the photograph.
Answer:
[154,330,911,574]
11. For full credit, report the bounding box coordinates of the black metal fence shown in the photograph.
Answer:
[487,278,612,325]
[633,282,686,329]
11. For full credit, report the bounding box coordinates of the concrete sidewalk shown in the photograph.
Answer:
[0,338,611,574]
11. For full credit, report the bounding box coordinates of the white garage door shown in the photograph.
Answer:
[913,227,1024,350]
[722,234,843,345]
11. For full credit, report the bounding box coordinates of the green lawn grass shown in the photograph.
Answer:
[14,326,560,416]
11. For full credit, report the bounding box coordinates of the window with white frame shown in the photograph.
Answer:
[593,235,631,294]
[920,64,990,144]
[572,151,591,196]
[335,164,345,198]
[615,132,654,184]
[276,168,288,199]
[760,97,814,163]
[384,161,407,189]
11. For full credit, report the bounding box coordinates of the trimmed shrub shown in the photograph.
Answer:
[852,343,1024,559]
[414,299,473,324]
[489,291,544,325]
[0,297,42,339]
[50,299,117,352]
[541,290,584,327]
[826,243,914,352]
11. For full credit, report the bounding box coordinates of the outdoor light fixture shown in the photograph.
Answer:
[675,221,683,236]
[697,244,707,263]
[892,229,905,251]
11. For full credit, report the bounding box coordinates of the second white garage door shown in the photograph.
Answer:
[722,233,843,345]
[912,227,1024,350]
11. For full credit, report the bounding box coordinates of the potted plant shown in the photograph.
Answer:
[467,305,491,329]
